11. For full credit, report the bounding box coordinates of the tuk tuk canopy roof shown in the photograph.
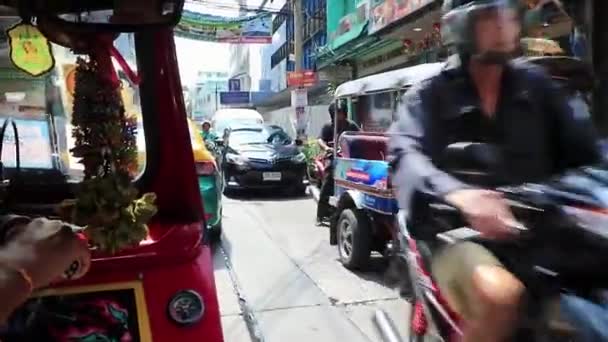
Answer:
[334,63,443,99]
[524,56,593,90]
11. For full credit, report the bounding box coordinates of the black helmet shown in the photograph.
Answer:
[442,0,522,64]
[328,102,346,119]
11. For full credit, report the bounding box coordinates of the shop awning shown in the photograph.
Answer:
[330,21,368,51]
[317,35,395,70]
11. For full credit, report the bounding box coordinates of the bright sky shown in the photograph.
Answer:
[175,39,230,86]
[175,0,266,87]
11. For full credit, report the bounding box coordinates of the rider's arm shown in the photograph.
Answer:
[318,124,333,151]
[388,84,471,209]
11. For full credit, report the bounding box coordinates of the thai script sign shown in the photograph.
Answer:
[287,70,317,87]
[220,91,250,105]
[369,0,435,34]
[175,11,272,44]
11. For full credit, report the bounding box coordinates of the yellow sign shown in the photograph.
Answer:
[7,22,55,76]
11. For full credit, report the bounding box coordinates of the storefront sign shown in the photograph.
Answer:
[287,71,317,87]
[175,11,272,44]
[220,91,250,105]
[291,89,308,107]
[369,0,435,34]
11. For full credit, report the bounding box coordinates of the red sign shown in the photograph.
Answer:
[287,70,317,87]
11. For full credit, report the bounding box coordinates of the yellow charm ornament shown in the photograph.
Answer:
[7,22,55,76]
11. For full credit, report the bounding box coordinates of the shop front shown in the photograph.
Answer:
[355,0,443,77]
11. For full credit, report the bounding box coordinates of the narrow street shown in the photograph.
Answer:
[213,191,411,342]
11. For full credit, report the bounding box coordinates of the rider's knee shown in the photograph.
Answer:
[472,265,524,309]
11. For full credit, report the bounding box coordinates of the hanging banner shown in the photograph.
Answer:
[175,11,272,43]
[369,0,435,34]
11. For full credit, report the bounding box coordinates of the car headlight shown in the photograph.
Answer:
[291,152,306,163]
[226,153,248,166]
[167,289,205,326]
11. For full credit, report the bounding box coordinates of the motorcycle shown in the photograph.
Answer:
[374,142,608,342]
[307,142,334,188]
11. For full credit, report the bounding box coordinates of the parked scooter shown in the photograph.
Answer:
[377,142,608,342]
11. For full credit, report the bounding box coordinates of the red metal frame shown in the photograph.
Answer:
[407,236,462,341]
[47,29,224,341]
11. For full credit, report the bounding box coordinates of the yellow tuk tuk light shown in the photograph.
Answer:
[167,289,205,326]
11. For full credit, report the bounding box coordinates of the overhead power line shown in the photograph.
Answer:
[186,0,292,15]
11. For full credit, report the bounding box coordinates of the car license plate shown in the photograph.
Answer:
[263,172,281,181]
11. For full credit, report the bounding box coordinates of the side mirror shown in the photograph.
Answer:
[215,139,225,147]
[295,139,303,146]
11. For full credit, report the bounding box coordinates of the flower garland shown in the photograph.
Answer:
[59,56,157,254]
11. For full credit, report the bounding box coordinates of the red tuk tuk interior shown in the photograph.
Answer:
[0,1,223,341]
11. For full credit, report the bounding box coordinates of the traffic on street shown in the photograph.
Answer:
[0,1,607,342]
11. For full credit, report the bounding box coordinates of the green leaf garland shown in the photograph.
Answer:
[59,57,157,254]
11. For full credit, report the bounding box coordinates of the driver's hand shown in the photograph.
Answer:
[445,189,519,239]
[0,218,91,289]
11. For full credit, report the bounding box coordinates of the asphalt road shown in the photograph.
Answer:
[213,189,411,342]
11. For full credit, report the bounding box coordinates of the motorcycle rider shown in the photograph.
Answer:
[388,1,601,341]
[316,102,359,225]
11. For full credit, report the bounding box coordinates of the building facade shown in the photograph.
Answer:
[191,71,229,121]
[318,0,582,79]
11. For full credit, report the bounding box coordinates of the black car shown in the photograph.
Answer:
[221,124,307,195]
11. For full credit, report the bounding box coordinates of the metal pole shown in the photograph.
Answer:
[293,0,304,72]
[373,310,404,342]
[215,83,218,112]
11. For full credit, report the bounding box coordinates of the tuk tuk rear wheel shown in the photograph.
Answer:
[337,209,372,270]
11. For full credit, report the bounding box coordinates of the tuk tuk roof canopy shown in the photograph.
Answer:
[334,62,443,98]
[525,55,593,90]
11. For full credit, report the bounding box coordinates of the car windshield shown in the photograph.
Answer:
[229,128,291,146]
[0,18,146,180]
[216,118,260,136]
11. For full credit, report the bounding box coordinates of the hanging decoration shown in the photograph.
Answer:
[402,39,413,54]
[6,21,55,77]
[59,38,156,254]
[175,11,272,44]
[402,23,443,57]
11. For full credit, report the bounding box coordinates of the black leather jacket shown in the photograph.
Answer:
[388,55,602,213]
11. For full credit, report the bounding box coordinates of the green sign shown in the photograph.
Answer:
[7,22,55,77]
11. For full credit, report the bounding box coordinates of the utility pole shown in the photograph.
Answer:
[293,0,304,71]
[292,0,306,140]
